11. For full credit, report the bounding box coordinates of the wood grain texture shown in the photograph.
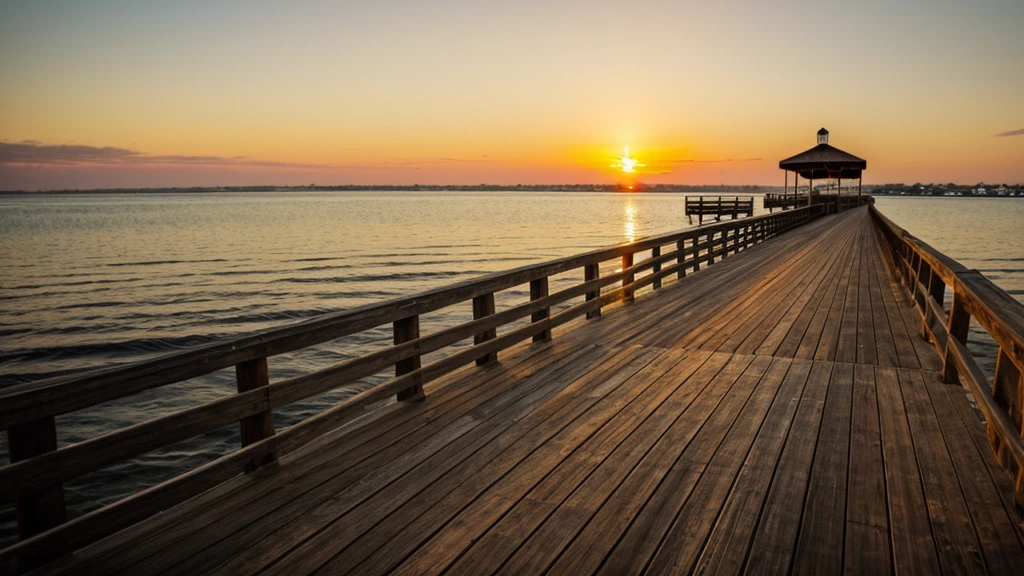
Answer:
[16,202,1024,576]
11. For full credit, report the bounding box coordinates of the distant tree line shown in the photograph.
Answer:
[1,183,772,194]
[867,182,1022,197]
[3,183,1020,195]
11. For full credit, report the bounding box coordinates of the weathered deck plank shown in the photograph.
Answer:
[37,206,1024,576]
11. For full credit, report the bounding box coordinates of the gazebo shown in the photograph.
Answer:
[779,128,866,211]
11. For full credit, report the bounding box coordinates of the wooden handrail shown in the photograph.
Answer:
[1,201,848,569]
[869,205,1024,505]
[0,207,810,429]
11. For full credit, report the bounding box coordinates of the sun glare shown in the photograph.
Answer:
[611,146,643,174]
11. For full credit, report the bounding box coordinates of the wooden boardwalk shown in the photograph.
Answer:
[29,207,1024,575]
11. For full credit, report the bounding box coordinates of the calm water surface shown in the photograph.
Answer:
[0,192,1021,543]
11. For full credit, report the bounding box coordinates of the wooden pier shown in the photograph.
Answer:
[4,201,1024,575]
[684,195,754,224]
[763,191,804,210]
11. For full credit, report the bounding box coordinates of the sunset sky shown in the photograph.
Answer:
[1,0,1022,190]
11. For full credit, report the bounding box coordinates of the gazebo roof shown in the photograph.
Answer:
[779,131,866,180]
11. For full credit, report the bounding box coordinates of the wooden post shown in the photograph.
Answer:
[472,293,497,365]
[7,418,66,542]
[676,239,686,279]
[693,234,701,271]
[837,177,842,213]
[858,177,862,203]
[236,357,277,472]
[906,252,921,304]
[921,270,945,340]
[585,263,601,319]
[651,246,662,289]
[529,276,551,342]
[990,348,1021,467]
[913,259,928,312]
[941,292,970,384]
[622,252,635,302]
[394,315,424,401]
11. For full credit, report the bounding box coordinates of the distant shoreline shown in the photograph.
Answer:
[0,184,1020,197]
[0,184,771,195]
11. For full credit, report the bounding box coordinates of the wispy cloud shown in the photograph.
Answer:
[666,157,762,164]
[0,140,495,170]
[0,141,332,169]
[995,129,1024,137]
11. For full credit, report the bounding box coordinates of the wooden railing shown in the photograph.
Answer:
[0,205,828,569]
[763,192,805,210]
[870,206,1024,505]
[684,196,754,224]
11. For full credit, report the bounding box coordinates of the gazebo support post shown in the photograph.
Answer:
[837,176,842,213]
[782,170,787,212]
[858,177,862,204]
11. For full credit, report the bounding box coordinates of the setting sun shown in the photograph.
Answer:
[611,146,643,174]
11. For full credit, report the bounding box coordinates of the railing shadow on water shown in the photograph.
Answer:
[0,198,874,571]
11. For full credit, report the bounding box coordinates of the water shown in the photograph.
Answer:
[873,196,1024,376]
[0,192,1021,544]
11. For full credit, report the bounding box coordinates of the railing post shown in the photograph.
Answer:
[7,418,66,543]
[914,261,930,313]
[472,293,497,365]
[921,269,945,340]
[693,234,701,271]
[905,252,920,303]
[585,263,601,319]
[652,246,662,289]
[394,315,424,401]
[941,292,970,384]
[622,252,635,302]
[676,239,686,279]
[990,348,1022,468]
[236,357,277,471]
[529,276,551,342]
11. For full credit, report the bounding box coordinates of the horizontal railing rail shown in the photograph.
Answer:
[0,202,846,570]
[869,206,1024,505]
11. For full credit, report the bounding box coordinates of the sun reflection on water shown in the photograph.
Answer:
[624,202,636,242]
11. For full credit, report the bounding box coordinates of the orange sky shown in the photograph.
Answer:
[1,1,1022,190]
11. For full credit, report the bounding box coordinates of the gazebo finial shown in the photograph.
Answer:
[817,127,829,145]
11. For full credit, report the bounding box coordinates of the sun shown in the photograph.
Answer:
[610,146,643,174]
